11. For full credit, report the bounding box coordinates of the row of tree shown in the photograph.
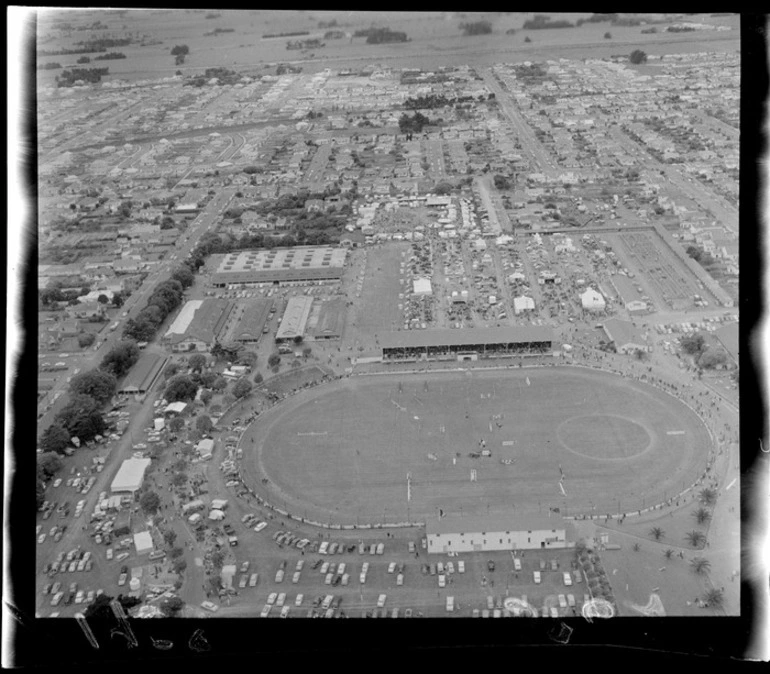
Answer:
[122,267,194,343]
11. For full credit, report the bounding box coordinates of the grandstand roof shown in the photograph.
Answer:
[118,353,168,394]
[380,326,553,350]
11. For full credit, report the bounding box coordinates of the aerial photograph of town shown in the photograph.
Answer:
[19,8,756,648]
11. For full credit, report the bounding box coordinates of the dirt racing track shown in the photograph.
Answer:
[238,366,712,527]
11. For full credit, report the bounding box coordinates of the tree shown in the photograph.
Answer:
[524,36,532,43]
[680,333,706,356]
[77,332,96,348]
[171,472,188,487]
[629,49,648,65]
[459,20,492,36]
[54,393,107,442]
[212,376,228,391]
[690,557,711,575]
[172,558,187,575]
[200,389,213,406]
[685,530,706,548]
[493,174,511,190]
[100,340,140,378]
[169,546,185,560]
[163,529,178,547]
[207,575,221,595]
[170,44,190,56]
[69,369,117,405]
[702,588,724,609]
[169,416,185,433]
[171,266,195,289]
[160,596,185,617]
[97,294,109,304]
[692,507,712,525]
[699,488,717,508]
[698,347,728,370]
[139,490,161,514]
[165,375,198,403]
[232,378,253,399]
[632,542,640,552]
[663,548,675,560]
[38,452,64,478]
[36,465,46,510]
[302,346,312,359]
[164,361,182,379]
[39,423,71,454]
[196,415,213,434]
[268,353,281,368]
[649,527,664,542]
[253,372,264,385]
[604,31,612,39]
[291,359,302,369]
[188,354,207,372]
[112,291,125,308]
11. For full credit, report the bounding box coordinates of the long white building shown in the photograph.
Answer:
[425,514,570,554]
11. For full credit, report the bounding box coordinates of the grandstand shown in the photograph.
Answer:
[380,327,553,362]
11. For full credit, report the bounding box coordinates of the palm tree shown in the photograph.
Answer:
[692,507,712,525]
[685,530,706,548]
[699,488,717,507]
[663,548,675,560]
[702,588,724,609]
[649,527,664,541]
[690,557,711,575]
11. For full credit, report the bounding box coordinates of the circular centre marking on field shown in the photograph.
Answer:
[556,414,652,460]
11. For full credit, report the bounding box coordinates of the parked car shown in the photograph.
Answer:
[487,560,495,572]
[249,573,259,587]
[458,561,465,574]
[201,601,219,613]
[438,574,446,588]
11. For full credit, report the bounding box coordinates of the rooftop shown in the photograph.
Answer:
[426,514,567,536]
[380,326,554,350]
[276,296,314,341]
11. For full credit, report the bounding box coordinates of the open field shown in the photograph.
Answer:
[240,367,711,525]
[36,10,740,84]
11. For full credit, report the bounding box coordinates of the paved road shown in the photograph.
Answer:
[480,69,558,177]
[37,188,236,434]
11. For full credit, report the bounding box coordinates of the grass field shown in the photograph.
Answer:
[35,10,740,84]
[241,366,711,525]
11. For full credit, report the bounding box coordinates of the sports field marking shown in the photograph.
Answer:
[391,399,406,412]
[502,441,515,446]
[559,482,566,496]
[526,377,531,386]
[725,478,736,491]
[666,431,685,436]
[297,432,328,437]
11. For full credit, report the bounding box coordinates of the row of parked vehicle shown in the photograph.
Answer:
[44,548,93,576]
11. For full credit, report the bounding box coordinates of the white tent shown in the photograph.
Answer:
[111,458,151,494]
[211,499,229,510]
[581,288,606,312]
[208,509,225,521]
[134,531,154,556]
[412,277,432,296]
[513,296,535,315]
[188,513,202,524]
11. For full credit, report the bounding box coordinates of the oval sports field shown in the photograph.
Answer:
[240,367,711,525]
